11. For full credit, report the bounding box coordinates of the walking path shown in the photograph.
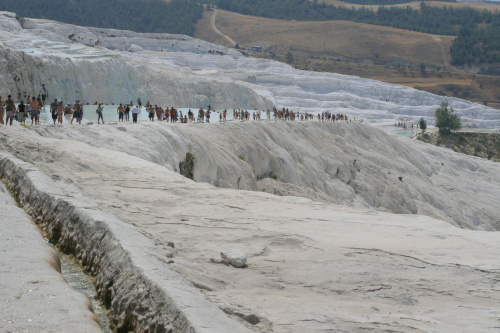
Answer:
[210,9,237,47]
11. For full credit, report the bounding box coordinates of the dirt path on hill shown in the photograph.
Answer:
[432,36,449,69]
[210,10,236,47]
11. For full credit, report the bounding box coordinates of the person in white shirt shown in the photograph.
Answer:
[131,105,140,123]
[40,84,48,106]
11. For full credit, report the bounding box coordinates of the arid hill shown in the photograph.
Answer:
[195,8,500,109]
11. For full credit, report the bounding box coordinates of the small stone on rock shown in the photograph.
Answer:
[220,249,247,268]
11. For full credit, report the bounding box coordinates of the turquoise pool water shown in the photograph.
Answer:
[395,130,416,138]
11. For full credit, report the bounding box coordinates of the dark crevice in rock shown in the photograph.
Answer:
[179,152,195,180]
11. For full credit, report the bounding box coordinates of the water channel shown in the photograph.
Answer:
[2,181,113,333]
[59,253,114,333]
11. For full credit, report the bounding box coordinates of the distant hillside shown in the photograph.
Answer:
[320,0,500,12]
[212,0,500,67]
[195,9,500,109]
[0,0,203,35]
[332,0,455,4]
[197,10,454,67]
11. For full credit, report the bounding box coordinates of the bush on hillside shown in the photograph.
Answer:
[435,102,462,135]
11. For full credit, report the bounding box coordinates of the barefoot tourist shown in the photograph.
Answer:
[117,103,124,121]
[40,84,48,106]
[5,95,16,126]
[57,100,64,124]
[17,101,27,125]
[132,105,140,123]
[97,104,104,124]
[30,97,40,125]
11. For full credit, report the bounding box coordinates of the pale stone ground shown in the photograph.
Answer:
[26,121,500,231]
[1,123,499,332]
[1,11,500,333]
[0,182,102,333]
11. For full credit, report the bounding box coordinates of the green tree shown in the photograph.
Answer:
[419,117,427,132]
[435,102,462,135]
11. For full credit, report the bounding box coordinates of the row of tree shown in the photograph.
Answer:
[339,0,455,5]
[214,0,500,66]
[450,19,500,65]
[1,0,203,36]
[215,0,494,35]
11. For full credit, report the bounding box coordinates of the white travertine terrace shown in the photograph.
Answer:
[1,11,500,333]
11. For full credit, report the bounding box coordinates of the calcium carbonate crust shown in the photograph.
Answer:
[29,121,500,231]
[0,152,251,333]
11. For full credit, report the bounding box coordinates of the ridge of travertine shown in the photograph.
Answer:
[0,152,252,333]
[27,121,500,231]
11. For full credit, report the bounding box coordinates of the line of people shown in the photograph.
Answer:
[117,103,221,123]
[2,93,352,126]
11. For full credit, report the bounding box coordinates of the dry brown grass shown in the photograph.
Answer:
[319,0,500,12]
[194,9,500,109]
[197,9,453,67]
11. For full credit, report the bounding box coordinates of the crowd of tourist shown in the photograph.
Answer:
[0,88,352,126]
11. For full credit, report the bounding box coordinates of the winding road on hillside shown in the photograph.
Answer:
[210,10,237,47]
[432,36,449,70]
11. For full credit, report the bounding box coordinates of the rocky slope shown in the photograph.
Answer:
[0,124,499,332]
[25,121,500,231]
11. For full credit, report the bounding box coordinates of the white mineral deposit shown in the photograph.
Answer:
[1,10,500,333]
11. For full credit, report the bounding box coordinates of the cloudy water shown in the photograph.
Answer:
[59,254,114,333]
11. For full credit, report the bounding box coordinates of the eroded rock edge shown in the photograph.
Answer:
[0,152,251,333]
